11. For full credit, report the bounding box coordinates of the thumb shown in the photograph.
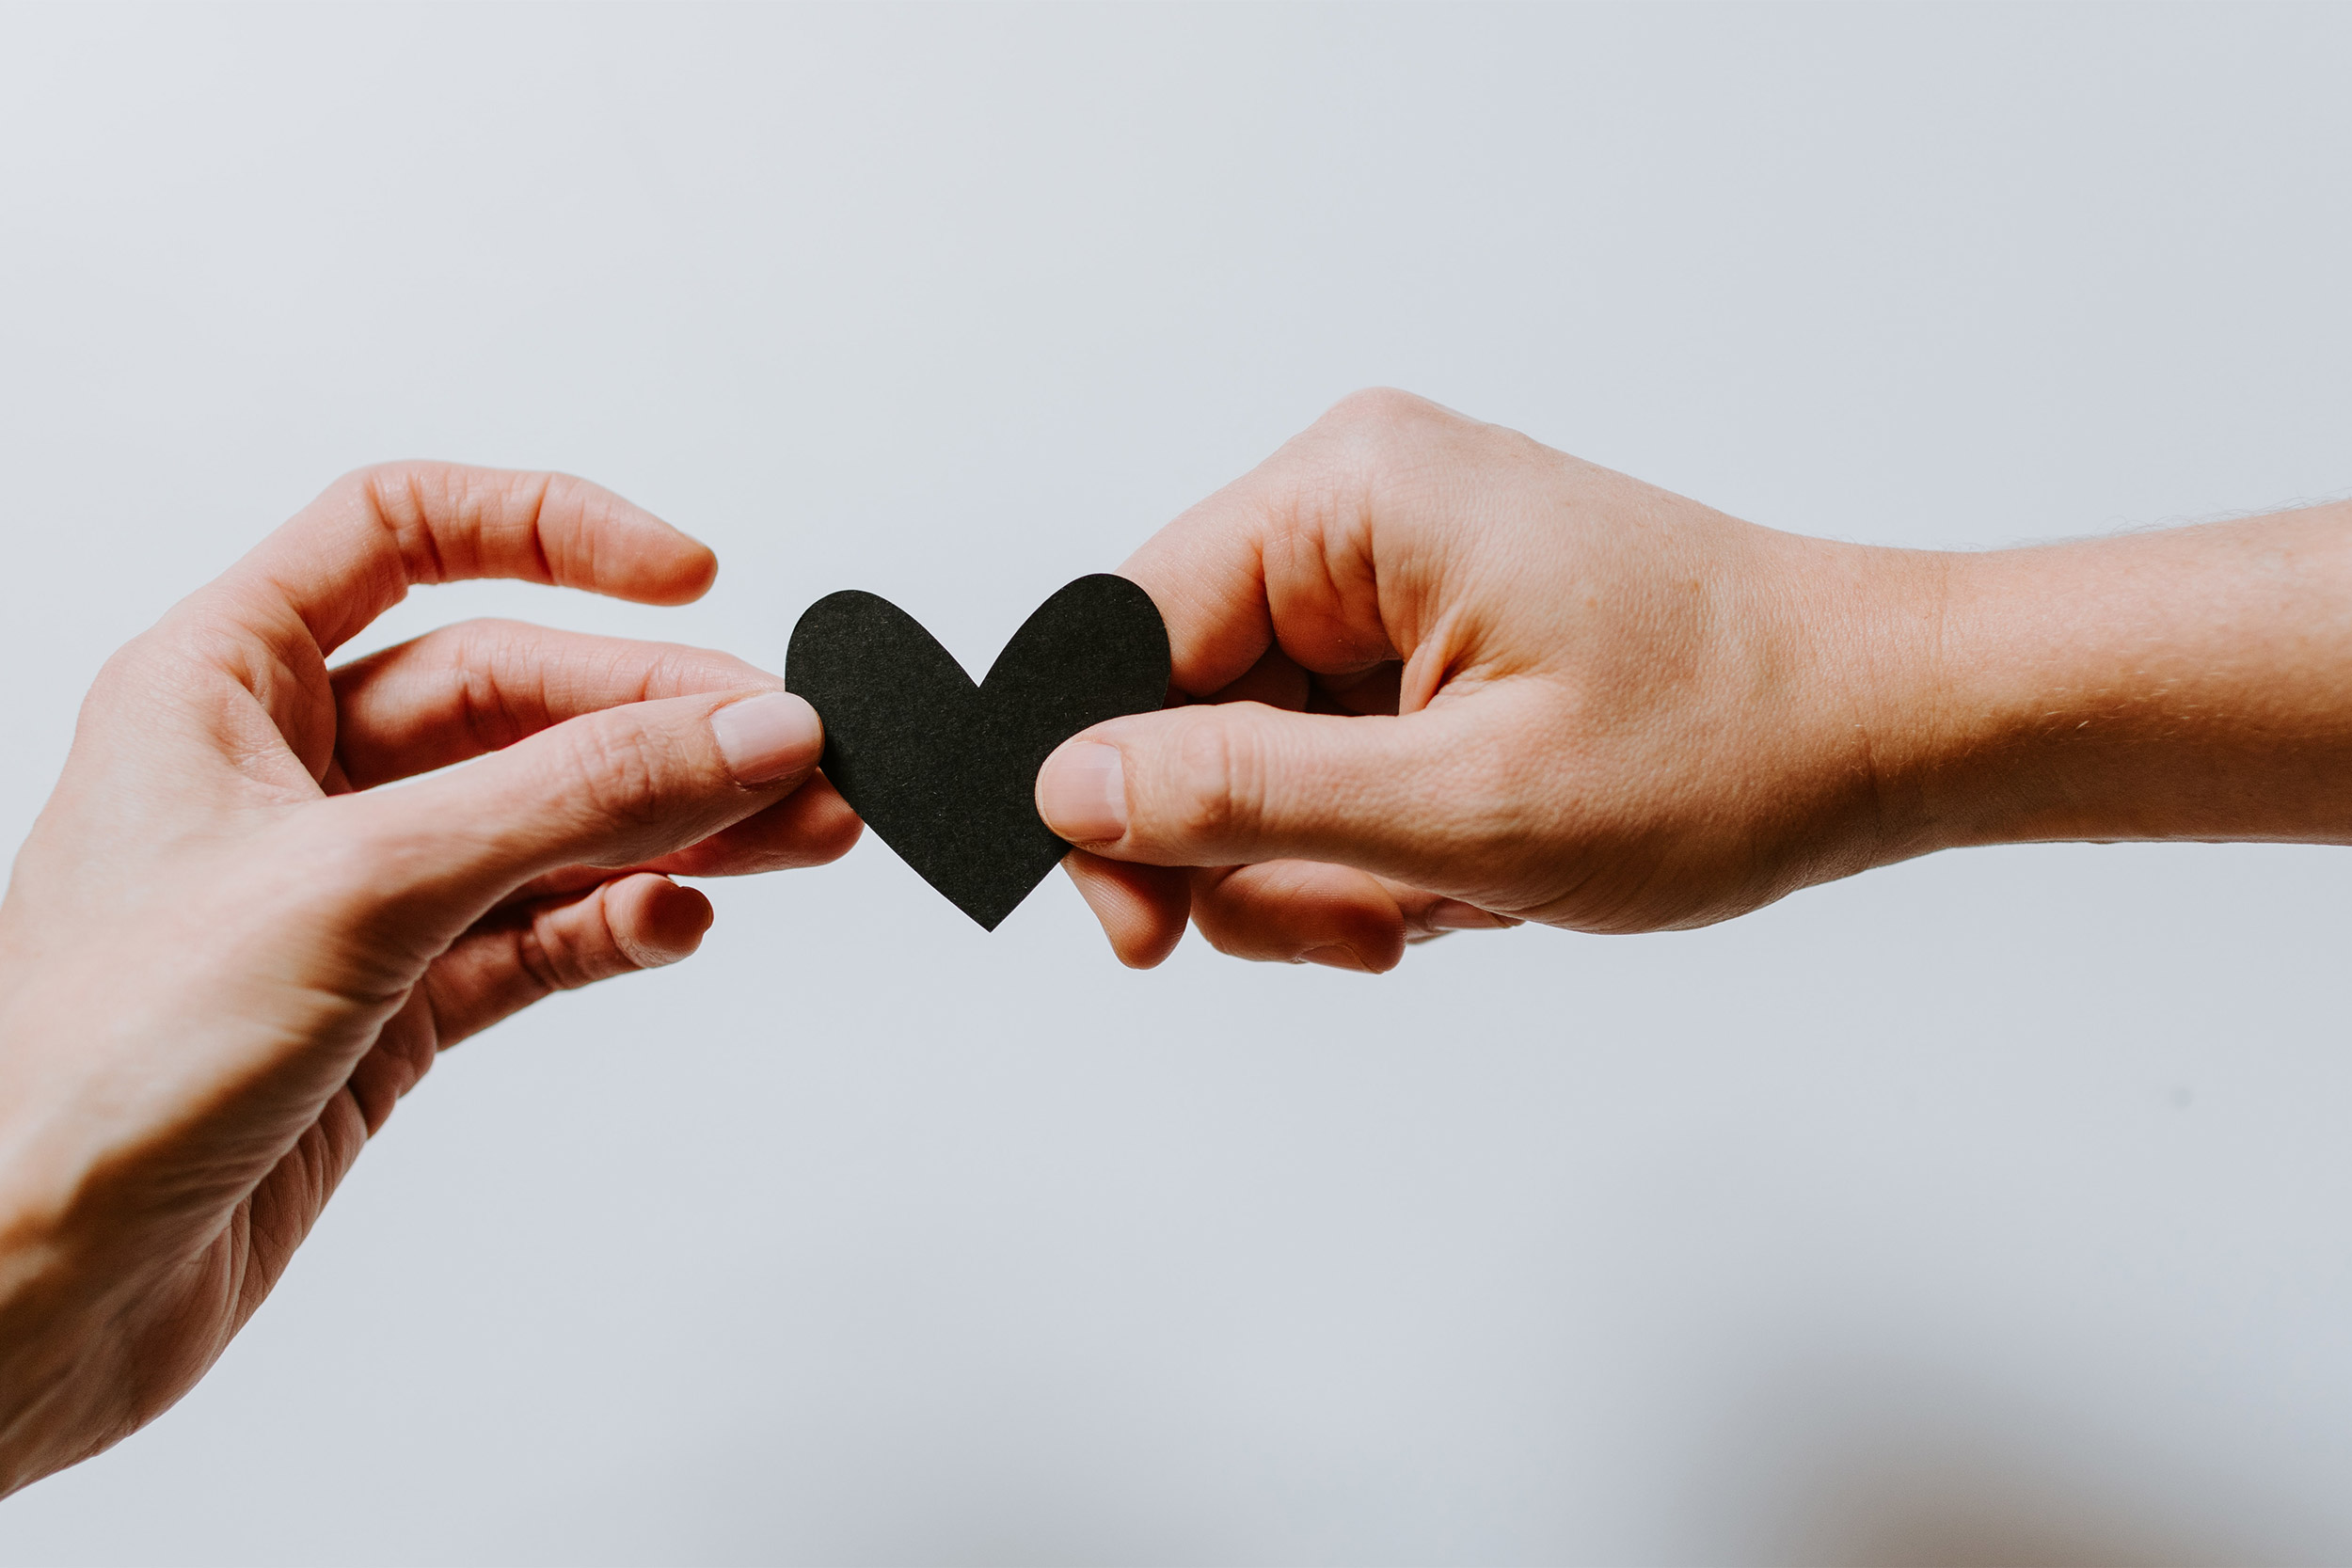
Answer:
[342,689,825,926]
[1036,699,1486,886]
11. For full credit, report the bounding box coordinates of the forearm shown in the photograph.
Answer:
[1876,503,2352,852]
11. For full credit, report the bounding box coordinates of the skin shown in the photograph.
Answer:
[0,465,859,1497]
[5,396,2348,1492]
[1044,388,2352,970]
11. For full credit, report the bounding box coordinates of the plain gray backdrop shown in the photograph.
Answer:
[4,4,2351,1563]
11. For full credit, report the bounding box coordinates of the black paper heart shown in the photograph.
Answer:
[786,574,1170,930]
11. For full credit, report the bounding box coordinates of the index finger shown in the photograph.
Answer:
[216,462,717,657]
[1119,388,1462,698]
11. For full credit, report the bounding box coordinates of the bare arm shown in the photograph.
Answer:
[1037,391,2352,969]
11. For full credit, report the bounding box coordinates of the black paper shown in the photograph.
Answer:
[787,574,1171,930]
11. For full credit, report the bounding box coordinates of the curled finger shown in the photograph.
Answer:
[421,872,714,1049]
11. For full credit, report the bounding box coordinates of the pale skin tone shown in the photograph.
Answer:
[1041,388,2352,969]
[0,466,859,1496]
[6,392,2351,1493]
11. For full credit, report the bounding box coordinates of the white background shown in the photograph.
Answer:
[4,5,2351,1562]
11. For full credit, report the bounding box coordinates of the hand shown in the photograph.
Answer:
[0,466,859,1494]
[1039,389,2352,970]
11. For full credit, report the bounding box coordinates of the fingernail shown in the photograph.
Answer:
[625,933,697,969]
[711,691,822,785]
[1426,898,1517,930]
[1037,741,1128,842]
[1297,944,1372,972]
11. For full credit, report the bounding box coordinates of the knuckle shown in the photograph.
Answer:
[339,462,450,583]
[438,616,543,676]
[500,468,558,548]
[440,619,535,752]
[505,469,606,580]
[150,606,258,677]
[1311,387,1479,495]
[524,469,592,526]
[1187,880,1292,965]
[1163,710,1267,848]
[88,626,185,704]
[339,461,436,527]
[512,924,568,994]
[1314,387,1462,456]
[1318,386,1430,435]
[555,721,673,833]
[1307,390,1412,493]
[515,900,617,994]
[1288,389,1457,557]
[339,458,432,492]
[322,462,389,514]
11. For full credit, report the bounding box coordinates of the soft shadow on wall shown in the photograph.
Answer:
[1719,1361,2340,1567]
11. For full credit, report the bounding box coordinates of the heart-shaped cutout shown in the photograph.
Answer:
[787,574,1170,929]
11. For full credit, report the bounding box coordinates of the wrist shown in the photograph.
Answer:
[1769,535,1967,873]
[1859,503,2352,853]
